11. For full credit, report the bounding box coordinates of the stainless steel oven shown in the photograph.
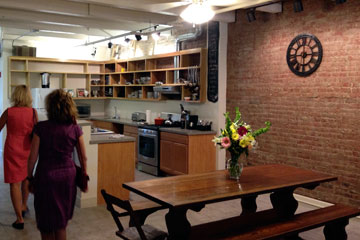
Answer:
[138,127,159,176]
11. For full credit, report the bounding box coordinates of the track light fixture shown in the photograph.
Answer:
[336,0,346,4]
[135,30,142,41]
[107,41,113,48]
[246,8,256,22]
[294,0,304,12]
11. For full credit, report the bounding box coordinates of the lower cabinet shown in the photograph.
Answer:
[123,125,139,164]
[160,132,216,175]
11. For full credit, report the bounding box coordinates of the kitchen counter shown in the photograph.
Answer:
[89,116,216,135]
[89,116,141,127]
[160,127,216,136]
[90,134,135,144]
[77,119,92,127]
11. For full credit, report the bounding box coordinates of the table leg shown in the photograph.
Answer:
[165,204,205,240]
[323,218,349,240]
[241,195,258,215]
[270,189,298,217]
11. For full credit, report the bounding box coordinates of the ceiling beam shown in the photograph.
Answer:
[0,8,151,31]
[214,0,278,14]
[0,20,110,37]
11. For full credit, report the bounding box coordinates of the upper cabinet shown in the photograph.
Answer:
[9,48,207,103]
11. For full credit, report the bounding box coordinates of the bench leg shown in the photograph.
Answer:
[241,195,258,215]
[323,219,349,240]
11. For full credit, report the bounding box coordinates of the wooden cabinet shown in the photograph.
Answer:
[97,141,135,204]
[9,48,207,103]
[123,125,139,164]
[160,132,216,175]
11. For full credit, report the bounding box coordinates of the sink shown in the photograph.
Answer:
[91,127,114,135]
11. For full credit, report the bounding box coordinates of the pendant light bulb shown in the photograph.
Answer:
[180,0,215,25]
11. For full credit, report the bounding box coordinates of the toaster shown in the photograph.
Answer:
[131,112,146,122]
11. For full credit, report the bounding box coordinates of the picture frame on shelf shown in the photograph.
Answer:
[76,88,85,97]
[66,89,75,97]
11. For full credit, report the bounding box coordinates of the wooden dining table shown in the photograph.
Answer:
[123,164,337,240]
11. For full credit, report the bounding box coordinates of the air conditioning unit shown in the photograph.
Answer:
[12,46,36,57]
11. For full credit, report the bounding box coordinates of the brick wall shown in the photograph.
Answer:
[227,0,360,206]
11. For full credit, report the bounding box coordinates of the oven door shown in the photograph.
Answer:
[138,129,158,166]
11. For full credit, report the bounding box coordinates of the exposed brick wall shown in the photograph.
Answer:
[227,0,360,206]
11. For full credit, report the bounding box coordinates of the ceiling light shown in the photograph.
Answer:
[180,0,215,25]
[246,8,256,22]
[336,0,346,4]
[108,41,113,48]
[294,0,304,12]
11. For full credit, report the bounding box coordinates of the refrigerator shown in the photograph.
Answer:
[31,88,54,121]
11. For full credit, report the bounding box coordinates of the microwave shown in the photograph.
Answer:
[76,103,91,118]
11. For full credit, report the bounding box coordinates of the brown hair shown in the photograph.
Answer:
[46,89,78,124]
[11,85,32,107]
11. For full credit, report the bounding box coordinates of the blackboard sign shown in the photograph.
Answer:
[207,21,219,103]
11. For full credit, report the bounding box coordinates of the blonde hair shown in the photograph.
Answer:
[11,85,32,107]
[46,89,78,124]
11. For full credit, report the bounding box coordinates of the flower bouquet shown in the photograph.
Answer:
[213,107,271,179]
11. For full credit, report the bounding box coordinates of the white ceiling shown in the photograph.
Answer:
[0,0,280,42]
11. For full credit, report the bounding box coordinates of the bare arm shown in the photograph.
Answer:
[28,134,40,178]
[75,135,87,173]
[0,109,8,132]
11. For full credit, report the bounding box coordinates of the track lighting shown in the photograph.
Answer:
[336,0,346,4]
[108,41,113,48]
[135,30,142,41]
[294,0,304,12]
[246,8,256,22]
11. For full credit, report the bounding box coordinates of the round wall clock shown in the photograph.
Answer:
[286,34,323,77]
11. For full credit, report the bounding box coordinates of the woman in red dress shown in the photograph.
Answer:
[0,85,37,230]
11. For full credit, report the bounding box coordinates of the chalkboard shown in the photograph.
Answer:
[207,21,219,103]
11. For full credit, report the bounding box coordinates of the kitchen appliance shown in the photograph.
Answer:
[76,103,91,118]
[131,112,146,122]
[31,88,54,121]
[153,86,181,94]
[187,115,198,129]
[180,104,190,129]
[137,113,181,176]
[41,72,51,88]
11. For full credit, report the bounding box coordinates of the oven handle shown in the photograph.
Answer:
[138,133,158,138]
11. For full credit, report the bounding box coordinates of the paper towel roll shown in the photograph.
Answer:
[146,110,151,124]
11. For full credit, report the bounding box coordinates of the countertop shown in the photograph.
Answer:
[89,116,216,136]
[77,119,92,127]
[90,134,135,144]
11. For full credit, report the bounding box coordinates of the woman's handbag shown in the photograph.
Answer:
[75,165,89,192]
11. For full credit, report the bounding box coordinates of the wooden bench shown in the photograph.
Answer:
[190,204,360,240]
[111,199,167,226]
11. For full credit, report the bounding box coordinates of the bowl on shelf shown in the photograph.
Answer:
[184,97,191,101]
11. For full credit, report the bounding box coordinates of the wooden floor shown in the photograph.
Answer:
[0,157,359,239]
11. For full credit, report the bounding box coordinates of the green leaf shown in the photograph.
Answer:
[252,121,271,137]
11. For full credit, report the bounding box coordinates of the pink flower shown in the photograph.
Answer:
[221,137,231,148]
[238,126,248,136]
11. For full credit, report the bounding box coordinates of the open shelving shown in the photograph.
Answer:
[8,48,207,102]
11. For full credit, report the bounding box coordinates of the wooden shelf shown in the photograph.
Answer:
[9,48,207,102]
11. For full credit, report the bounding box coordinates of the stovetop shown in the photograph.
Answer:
[138,121,181,130]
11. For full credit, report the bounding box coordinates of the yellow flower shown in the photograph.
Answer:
[239,138,249,148]
[230,124,236,134]
[232,133,240,141]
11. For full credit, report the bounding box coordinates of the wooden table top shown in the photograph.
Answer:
[123,164,337,208]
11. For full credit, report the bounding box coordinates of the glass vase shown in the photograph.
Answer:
[226,153,245,180]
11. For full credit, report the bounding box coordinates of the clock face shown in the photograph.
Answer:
[286,34,323,77]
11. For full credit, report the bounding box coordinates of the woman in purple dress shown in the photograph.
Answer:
[27,89,87,240]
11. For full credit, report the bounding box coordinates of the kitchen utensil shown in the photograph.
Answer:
[154,117,165,126]
[164,114,173,125]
